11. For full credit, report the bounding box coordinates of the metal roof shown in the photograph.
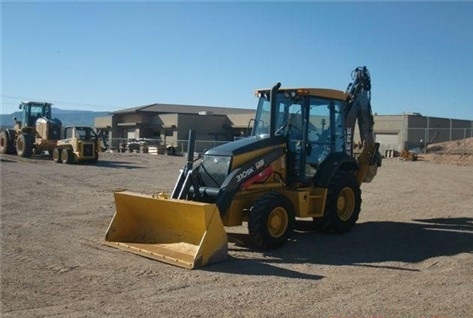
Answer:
[113,103,254,115]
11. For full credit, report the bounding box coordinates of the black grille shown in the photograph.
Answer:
[82,144,94,157]
[48,124,62,140]
[199,155,231,187]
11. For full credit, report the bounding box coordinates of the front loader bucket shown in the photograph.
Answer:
[105,191,228,269]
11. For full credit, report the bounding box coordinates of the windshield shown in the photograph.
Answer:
[22,104,52,126]
[252,94,271,137]
[65,127,97,140]
[76,127,96,140]
[252,92,304,138]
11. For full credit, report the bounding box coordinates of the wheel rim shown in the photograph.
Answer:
[17,138,24,152]
[337,187,355,221]
[61,150,68,162]
[267,207,288,238]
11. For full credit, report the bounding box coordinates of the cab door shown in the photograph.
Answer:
[305,98,346,177]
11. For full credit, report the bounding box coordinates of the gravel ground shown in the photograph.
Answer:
[1,151,472,317]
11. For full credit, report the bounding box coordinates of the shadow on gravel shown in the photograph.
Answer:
[0,155,143,169]
[94,160,145,169]
[206,256,324,280]
[0,157,15,163]
[0,154,51,162]
[290,217,473,266]
[207,217,472,277]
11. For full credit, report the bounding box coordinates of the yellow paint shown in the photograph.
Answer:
[105,191,228,269]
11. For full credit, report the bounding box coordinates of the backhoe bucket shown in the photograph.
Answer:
[105,191,228,269]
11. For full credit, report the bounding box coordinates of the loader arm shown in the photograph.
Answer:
[174,144,286,216]
[214,147,286,215]
[97,128,109,151]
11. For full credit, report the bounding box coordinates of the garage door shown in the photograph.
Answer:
[376,133,398,146]
[127,128,136,140]
[376,133,399,155]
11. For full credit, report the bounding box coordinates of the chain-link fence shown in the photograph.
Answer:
[108,127,473,157]
[108,138,232,154]
[406,127,473,155]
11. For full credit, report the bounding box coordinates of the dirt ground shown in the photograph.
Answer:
[1,149,472,317]
[421,137,473,166]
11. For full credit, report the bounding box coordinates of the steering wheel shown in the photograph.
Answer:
[275,123,303,137]
[274,124,287,136]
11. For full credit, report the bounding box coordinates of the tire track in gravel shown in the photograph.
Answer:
[10,250,79,274]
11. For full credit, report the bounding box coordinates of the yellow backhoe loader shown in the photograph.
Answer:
[105,66,382,269]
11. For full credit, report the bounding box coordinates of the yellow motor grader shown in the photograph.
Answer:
[105,66,382,269]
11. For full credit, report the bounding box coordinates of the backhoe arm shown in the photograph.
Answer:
[345,66,375,150]
[345,66,381,183]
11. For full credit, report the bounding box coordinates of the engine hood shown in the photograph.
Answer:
[204,135,286,157]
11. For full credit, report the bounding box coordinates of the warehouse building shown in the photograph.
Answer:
[372,114,473,156]
[94,103,255,150]
[95,104,472,155]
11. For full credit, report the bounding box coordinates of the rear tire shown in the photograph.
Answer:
[61,148,73,164]
[0,131,14,154]
[16,133,34,158]
[53,148,62,163]
[248,192,295,250]
[313,171,361,233]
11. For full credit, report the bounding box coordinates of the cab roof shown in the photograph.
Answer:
[255,88,348,101]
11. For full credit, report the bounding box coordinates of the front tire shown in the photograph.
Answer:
[16,133,34,158]
[61,149,73,164]
[314,171,361,233]
[248,192,295,250]
[53,148,62,163]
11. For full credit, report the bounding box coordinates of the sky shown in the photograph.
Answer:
[2,1,473,120]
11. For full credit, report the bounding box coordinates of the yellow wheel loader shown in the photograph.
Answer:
[52,126,105,164]
[105,66,382,269]
[0,101,62,157]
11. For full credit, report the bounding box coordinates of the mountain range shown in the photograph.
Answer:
[0,108,110,128]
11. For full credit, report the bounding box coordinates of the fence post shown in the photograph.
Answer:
[464,128,467,156]
[424,128,428,153]
[449,119,452,141]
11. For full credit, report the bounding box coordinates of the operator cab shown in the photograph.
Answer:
[64,126,97,141]
[18,101,53,128]
[253,88,349,182]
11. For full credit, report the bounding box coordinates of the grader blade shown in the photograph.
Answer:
[105,191,228,269]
